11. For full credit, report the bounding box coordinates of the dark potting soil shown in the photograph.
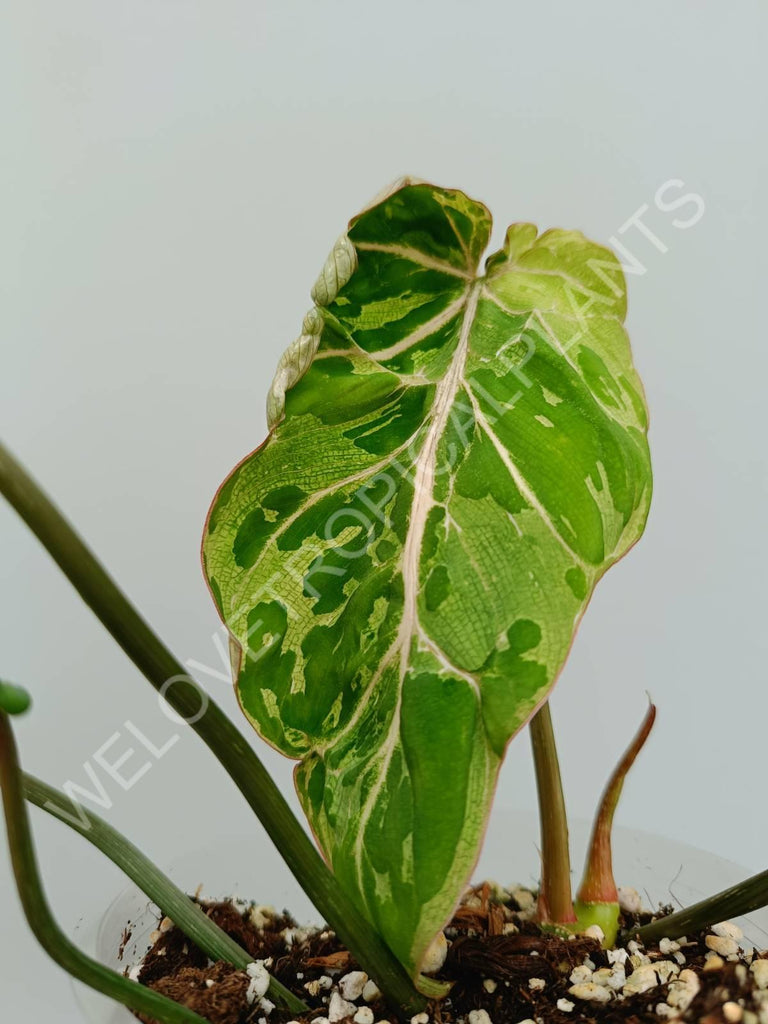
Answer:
[127,883,768,1024]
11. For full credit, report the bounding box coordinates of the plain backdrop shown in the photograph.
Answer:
[1,2,766,1020]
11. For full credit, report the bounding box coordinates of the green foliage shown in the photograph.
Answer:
[0,681,32,716]
[203,179,652,977]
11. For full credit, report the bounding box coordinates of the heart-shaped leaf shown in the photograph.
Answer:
[203,180,651,977]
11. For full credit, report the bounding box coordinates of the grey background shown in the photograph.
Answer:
[1,2,765,1020]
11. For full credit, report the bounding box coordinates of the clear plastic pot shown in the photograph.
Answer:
[72,808,768,1024]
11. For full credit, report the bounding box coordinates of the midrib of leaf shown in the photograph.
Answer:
[398,282,482,674]
[310,282,483,758]
[351,282,483,884]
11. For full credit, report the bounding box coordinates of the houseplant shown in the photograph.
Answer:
[2,179,768,1023]
[71,816,768,1024]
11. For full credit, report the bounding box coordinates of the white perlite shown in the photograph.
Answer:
[608,947,629,967]
[704,954,726,971]
[713,921,744,941]
[706,934,740,957]
[618,886,643,914]
[568,982,612,1003]
[592,966,625,991]
[622,964,659,996]
[659,938,680,955]
[528,977,546,991]
[362,980,382,1003]
[608,969,627,992]
[557,999,575,1013]
[665,969,700,1011]
[422,932,448,974]
[723,1002,744,1023]
[752,959,768,990]
[583,924,605,944]
[328,992,357,1023]
[245,962,270,1005]
[468,1011,492,1024]
[339,972,368,1001]
[304,975,332,997]
[248,906,277,930]
[630,952,652,969]
[410,1014,429,1024]
[483,979,498,993]
[655,1003,677,1019]
[627,939,651,968]
[354,1009,374,1024]
[282,926,314,949]
[654,960,681,984]
[569,964,592,985]
[510,887,536,913]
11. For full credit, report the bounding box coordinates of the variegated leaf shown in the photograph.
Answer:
[203,180,652,978]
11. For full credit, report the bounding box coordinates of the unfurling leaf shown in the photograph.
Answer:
[202,180,652,978]
[575,699,658,946]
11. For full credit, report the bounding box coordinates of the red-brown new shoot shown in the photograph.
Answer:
[575,700,657,943]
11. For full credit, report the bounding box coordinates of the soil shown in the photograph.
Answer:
[126,883,768,1024]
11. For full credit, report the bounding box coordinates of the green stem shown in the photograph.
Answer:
[23,772,307,1014]
[629,868,768,945]
[0,714,209,1024]
[0,441,425,1017]
[529,701,576,925]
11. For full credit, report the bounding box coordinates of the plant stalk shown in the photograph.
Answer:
[0,713,210,1024]
[529,701,576,925]
[578,701,657,906]
[0,441,426,1016]
[629,868,768,945]
[23,771,307,1013]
